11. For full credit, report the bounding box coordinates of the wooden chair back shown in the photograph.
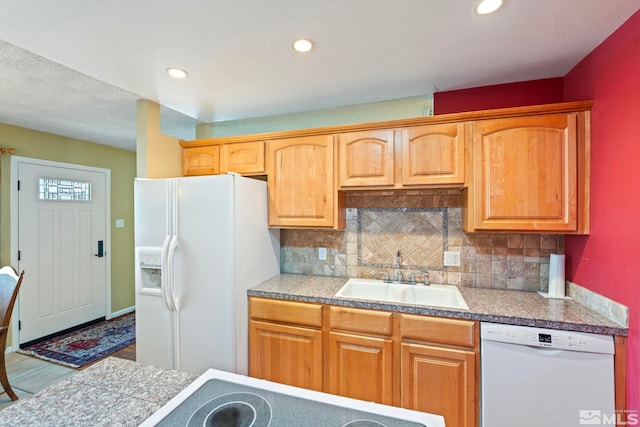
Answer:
[0,266,24,330]
[0,266,25,401]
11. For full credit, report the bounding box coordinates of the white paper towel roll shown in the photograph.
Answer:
[548,254,566,298]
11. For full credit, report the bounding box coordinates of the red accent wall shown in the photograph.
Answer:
[564,9,640,410]
[433,9,640,410]
[433,78,564,114]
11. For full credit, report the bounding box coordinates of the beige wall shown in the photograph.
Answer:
[0,122,136,314]
[136,100,181,178]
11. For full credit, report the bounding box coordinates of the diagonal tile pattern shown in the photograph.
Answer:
[358,208,446,269]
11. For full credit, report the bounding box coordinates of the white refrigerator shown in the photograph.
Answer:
[134,174,280,375]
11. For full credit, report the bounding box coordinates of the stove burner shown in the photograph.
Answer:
[204,402,255,427]
[343,420,388,427]
[187,392,271,427]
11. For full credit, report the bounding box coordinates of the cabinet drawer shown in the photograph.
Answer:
[400,314,476,348]
[329,306,393,336]
[249,297,323,327]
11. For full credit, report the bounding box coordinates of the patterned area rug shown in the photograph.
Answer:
[19,312,135,369]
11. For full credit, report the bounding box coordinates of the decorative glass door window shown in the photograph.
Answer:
[39,177,92,201]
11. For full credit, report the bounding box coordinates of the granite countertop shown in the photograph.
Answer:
[248,274,628,336]
[0,357,197,427]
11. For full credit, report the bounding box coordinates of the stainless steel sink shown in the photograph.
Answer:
[334,278,469,310]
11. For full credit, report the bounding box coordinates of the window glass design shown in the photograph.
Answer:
[39,178,92,201]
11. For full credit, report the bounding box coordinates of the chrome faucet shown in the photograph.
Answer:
[395,250,402,281]
[423,271,430,286]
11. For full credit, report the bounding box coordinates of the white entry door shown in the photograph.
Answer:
[16,158,109,344]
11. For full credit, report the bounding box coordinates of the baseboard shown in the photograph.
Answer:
[5,346,13,354]
[109,306,135,319]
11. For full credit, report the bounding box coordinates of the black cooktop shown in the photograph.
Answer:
[156,379,427,427]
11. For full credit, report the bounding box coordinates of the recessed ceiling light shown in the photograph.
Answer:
[292,38,314,53]
[475,0,503,15]
[166,68,188,79]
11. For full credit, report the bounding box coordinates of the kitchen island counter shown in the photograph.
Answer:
[249,274,628,336]
[0,357,197,427]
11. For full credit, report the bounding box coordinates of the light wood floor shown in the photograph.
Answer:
[0,343,136,410]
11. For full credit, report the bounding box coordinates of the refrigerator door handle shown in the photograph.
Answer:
[160,234,176,311]
[167,234,180,311]
[167,233,181,370]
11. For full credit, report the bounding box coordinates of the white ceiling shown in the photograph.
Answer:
[1,0,639,151]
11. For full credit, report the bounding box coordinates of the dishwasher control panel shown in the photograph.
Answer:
[481,322,615,354]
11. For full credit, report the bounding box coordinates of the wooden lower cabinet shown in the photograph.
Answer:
[401,343,476,427]
[249,320,323,391]
[328,331,394,405]
[249,297,478,426]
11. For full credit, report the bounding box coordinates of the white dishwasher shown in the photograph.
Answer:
[481,322,615,427]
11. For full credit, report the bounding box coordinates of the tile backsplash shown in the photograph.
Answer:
[281,190,563,291]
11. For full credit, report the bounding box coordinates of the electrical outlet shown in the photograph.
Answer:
[318,247,327,261]
[444,251,461,267]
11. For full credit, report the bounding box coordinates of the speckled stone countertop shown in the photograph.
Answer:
[0,357,197,427]
[248,274,628,336]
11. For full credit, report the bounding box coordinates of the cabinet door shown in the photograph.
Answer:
[401,343,476,427]
[328,332,394,405]
[401,123,465,186]
[220,141,265,175]
[182,146,220,176]
[339,130,395,187]
[470,113,578,231]
[267,135,337,228]
[249,320,323,391]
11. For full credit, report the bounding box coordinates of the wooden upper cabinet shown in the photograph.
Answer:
[220,141,265,175]
[267,135,345,229]
[401,123,466,186]
[338,125,465,189]
[182,146,220,176]
[465,112,587,233]
[339,130,395,187]
[180,101,590,232]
